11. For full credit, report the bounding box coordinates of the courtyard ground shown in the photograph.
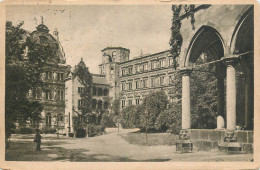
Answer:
[5,128,253,162]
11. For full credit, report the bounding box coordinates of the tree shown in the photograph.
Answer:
[121,105,139,128]
[140,90,169,131]
[73,59,93,129]
[5,21,50,146]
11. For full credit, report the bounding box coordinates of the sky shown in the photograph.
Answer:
[6,5,173,73]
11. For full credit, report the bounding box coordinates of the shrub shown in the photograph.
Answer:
[75,128,86,138]
[42,127,57,134]
[101,112,116,128]
[16,127,33,134]
[87,124,104,137]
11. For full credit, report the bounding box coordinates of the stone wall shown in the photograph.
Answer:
[190,129,253,153]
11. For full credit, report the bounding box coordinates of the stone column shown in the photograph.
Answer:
[222,56,238,131]
[180,68,192,130]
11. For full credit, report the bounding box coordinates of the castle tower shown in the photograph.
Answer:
[99,47,130,101]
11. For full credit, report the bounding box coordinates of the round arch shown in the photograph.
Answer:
[184,25,225,67]
[229,6,254,130]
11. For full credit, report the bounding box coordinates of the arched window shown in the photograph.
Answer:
[98,88,103,96]
[104,89,109,96]
[46,113,52,128]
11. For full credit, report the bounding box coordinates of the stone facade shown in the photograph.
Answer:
[65,60,110,133]
[18,22,70,131]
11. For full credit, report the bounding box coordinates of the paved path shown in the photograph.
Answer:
[9,128,253,162]
[53,128,175,161]
[52,128,253,162]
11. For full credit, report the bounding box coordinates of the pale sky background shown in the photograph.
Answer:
[6,5,172,73]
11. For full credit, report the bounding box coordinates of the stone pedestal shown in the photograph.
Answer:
[176,130,193,153]
[218,131,242,153]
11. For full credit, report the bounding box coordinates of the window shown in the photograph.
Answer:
[135,65,140,73]
[104,89,109,96]
[121,100,125,109]
[151,62,156,70]
[78,99,82,110]
[143,79,148,88]
[121,82,125,91]
[122,69,125,76]
[104,101,109,109]
[45,91,51,100]
[111,67,114,75]
[57,90,64,101]
[98,88,103,96]
[35,88,42,99]
[169,75,173,84]
[92,99,97,109]
[160,77,164,86]
[128,67,132,74]
[135,80,140,89]
[46,113,52,128]
[57,73,64,81]
[135,99,140,105]
[144,63,148,71]
[93,87,97,96]
[57,113,63,121]
[78,87,86,94]
[128,100,132,105]
[151,77,156,87]
[169,58,173,66]
[159,60,164,68]
[129,82,132,90]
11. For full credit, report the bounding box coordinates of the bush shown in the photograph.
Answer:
[87,124,104,137]
[101,112,116,128]
[75,128,86,138]
[121,105,141,128]
[42,127,57,134]
[16,127,34,134]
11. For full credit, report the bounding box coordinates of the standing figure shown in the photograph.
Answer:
[34,129,42,151]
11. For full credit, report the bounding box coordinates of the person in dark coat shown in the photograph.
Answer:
[34,129,42,151]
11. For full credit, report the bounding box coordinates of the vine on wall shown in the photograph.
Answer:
[74,59,93,127]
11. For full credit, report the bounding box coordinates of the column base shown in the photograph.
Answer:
[218,131,242,154]
[176,130,193,153]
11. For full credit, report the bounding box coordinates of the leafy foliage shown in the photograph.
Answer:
[121,105,141,128]
[5,22,49,141]
[140,91,169,130]
[73,60,93,130]
[101,111,116,128]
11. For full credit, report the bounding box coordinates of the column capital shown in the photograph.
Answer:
[179,67,192,76]
[221,55,239,66]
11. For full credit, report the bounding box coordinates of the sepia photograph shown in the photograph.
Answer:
[1,1,259,169]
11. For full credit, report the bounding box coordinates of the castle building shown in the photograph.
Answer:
[20,21,70,131]
[65,59,110,133]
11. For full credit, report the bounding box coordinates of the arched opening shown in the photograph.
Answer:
[230,6,254,130]
[185,26,226,129]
